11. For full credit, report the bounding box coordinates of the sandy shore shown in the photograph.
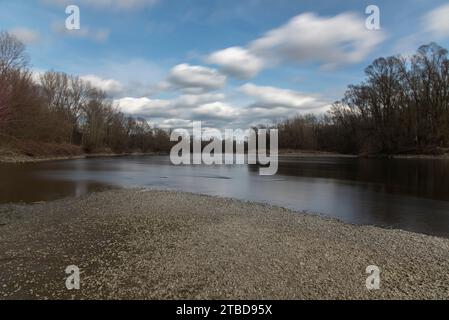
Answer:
[1,189,448,300]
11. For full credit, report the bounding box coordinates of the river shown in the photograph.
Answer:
[1,155,449,237]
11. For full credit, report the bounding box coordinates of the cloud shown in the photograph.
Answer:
[115,97,173,118]
[422,4,449,39]
[395,4,449,53]
[80,75,124,95]
[240,83,329,111]
[42,0,159,10]
[52,21,110,42]
[31,69,46,84]
[156,118,193,129]
[167,64,227,93]
[114,82,332,129]
[56,57,166,98]
[172,93,226,109]
[114,92,226,118]
[192,102,240,121]
[9,28,41,44]
[208,12,386,78]
[99,59,166,97]
[250,12,385,68]
[206,47,264,79]
[237,103,330,127]
[115,92,239,127]
[244,106,294,120]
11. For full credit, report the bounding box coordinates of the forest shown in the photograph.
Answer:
[2,29,449,158]
[275,42,449,155]
[0,31,170,159]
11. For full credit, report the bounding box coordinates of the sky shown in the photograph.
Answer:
[1,0,449,129]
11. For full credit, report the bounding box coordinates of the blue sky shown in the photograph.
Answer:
[2,0,449,128]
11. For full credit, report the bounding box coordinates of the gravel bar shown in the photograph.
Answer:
[0,189,448,300]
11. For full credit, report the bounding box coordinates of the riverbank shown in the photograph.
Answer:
[1,189,448,300]
[0,143,83,163]
[279,150,357,158]
[2,147,449,163]
[0,139,169,163]
[279,149,449,160]
[0,148,166,163]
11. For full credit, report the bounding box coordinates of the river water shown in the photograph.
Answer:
[1,155,449,237]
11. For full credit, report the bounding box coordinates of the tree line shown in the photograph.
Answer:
[0,31,170,157]
[2,29,449,157]
[275,43,449,155]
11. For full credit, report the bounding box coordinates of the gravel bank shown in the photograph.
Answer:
[1,189,448,300]
[0,152,165,164]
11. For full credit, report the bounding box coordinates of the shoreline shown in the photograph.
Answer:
[0,152,168,164]
[1,189,448,299]
[2,150,449,164]
[278,150,449,160]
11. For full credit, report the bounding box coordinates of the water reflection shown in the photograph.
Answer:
[1,155,449,237]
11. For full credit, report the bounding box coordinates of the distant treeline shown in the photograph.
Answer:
[0,31,170,156]
[2,29,449,157]
[274,43,449,155]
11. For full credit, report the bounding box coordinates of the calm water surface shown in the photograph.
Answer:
[1,155,449,237]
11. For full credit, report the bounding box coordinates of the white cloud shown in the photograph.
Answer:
[116,92,227,117]
[173,93,226,109]
[395,4,449,54]
[207,12,386,78]
[80,75,124,95]
[245,106,293,119]
[52,21,110,42]
[250,12,385,68]
[103,59,166,97]
[114,82,332,129]
[157,118,193,129]
[206,47,264,79]
[31,70,45,84]
[114,92,238,127]
[42,0,158,10]
[423,4,449,39]
[60,58,166,98]
[115,97,173,118]
[9,28,41,44]
[192,102,240,121]
[167,64,227,93]
[240,83,328,111]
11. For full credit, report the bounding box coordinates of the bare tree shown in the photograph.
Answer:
[40,71,92,143]
[0,31,28,75]
[0,31,32,136]
[274,43,449,155]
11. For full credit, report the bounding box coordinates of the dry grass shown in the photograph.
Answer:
[12,140,82,157]
[0,138,83,162]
